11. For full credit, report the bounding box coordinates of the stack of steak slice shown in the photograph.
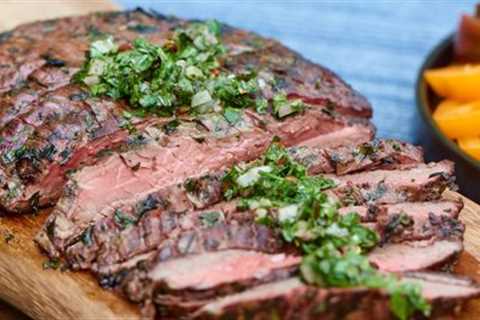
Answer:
[0,8,477,320]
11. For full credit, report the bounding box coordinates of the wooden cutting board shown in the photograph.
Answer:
[0,1,480,319]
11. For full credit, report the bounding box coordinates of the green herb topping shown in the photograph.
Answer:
[222,143,431,320]
[75,21,265,116]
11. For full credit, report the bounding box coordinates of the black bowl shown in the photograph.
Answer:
[416,34,480,201]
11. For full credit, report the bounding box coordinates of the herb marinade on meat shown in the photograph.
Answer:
[0,8,478,320]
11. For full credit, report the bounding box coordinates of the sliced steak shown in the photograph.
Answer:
[105,207,464,317]
[326,160,455,205]
[37,138,425,259]
[290,138,423,175]
[0,9,373,214]
[0,85,153,213]
[368,240,463,272]
[40,129,414,258]
[341,200,464,243]
[66,210,282,271]
[122,250,300,317]
[65,198,463,274]
[192,273,480,320]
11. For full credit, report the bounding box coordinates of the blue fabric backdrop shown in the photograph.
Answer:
[117,0,477,143]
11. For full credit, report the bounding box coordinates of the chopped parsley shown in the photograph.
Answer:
[42,258,61,270]
[3,231,14,244]
[272,92,306,119]
[113,209,136,229]
[199,211,224,228]
[75,21,263,117]
[223,143,431,320]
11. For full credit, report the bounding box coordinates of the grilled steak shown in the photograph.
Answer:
[326,160,455,205]
[64,197,462,274]
[0,9,477,320]
[192,274,480,319]
[37,138,419,258]
[0,9,373,214]
[368,240,463,272]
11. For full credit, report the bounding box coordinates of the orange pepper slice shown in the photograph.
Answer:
[424,65,480,101]
[433,99,480,139]
[458,136,480,161]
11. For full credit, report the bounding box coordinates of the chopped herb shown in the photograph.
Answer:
[184,178,200,193]
[199,211,224,228]
[223,143,431,320]
[119,111,137,134]
[136,195,159,218]
[162,119,180,135]
[74,21,271,118]
[272,93,305,119]
[113,209,136,229]
[81,226,94,246]
[255,97,268,114]
[43,258,61,270]
[223,107,242,125]
[29,192,41,213]
[3,231,14,244]
[87,25,106,39]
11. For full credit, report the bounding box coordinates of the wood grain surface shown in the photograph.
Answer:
[0,1,479,320]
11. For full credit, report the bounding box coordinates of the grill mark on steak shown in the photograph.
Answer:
[36,139,420,259]
[0,9,373,214]
[95,221,285,289]
[325,160,455,205]
[191,274,480,320]
[67,207,282,271]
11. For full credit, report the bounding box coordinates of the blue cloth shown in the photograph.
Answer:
[117,0,477,143]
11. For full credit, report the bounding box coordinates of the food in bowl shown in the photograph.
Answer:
[424,6,480,161]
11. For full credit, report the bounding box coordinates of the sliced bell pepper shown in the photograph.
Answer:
[458,136,480,160]
[424,65,480,101]
[433,99,480,139]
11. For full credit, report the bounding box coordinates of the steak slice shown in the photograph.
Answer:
[122,250,300,317]
[0,9,373,214]
[368,240,463,272]
[326,160,455,205]
[341,200,464,243]
[192,273,480,320]
[65,198,463,274]
[290,138,423,175]
[67,210,283,271]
